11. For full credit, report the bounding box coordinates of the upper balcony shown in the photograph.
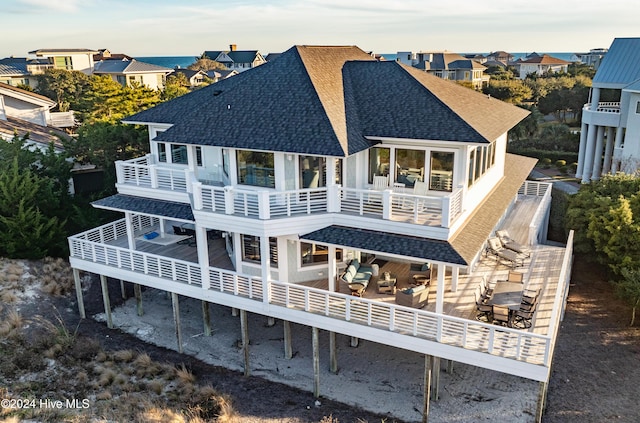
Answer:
[115,155,464,236]
[582,101,622,126]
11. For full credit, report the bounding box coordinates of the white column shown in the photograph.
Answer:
[602,127,615,174]
[186,145,198,173]
[125,212,136,250]
[581,125,597,183]
[575,122,588,178]
[435,264,445,314]
[328,245,337,292]
[260,235,271,304]
[590,87,601,111]
[195,224,210,290]
[590,126,606,181]
[611,128,625,174]
[450,267,459,292]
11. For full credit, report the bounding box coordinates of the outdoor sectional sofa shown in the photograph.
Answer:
[340,259,374,292]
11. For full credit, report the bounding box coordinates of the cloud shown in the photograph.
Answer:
[18,0,83,13]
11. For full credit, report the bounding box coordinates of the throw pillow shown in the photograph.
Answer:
[421,263,430,271]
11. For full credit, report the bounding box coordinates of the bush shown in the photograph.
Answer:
[507,147,579,165]
[542,158,552,168]
[555,159,567,168]
[559,165,568,175]
[570,162,578,173]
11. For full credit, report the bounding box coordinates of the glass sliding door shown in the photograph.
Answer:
[396,149,425,188]
[429,151,454,192]
[368,147,390,184]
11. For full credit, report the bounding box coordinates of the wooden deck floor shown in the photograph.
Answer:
[300,194,565,335]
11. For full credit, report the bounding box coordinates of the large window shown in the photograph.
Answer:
[299,155,326,188]
[242,235,277,267]
[430,151,454,191]
[222,149,230,177]
[300,243,342,267]
[53,56,72,70]
[158,143,202,166]
[368,147,390,183]
[237,150,274,188]
[467,143,495,187]
[396,149,426,188]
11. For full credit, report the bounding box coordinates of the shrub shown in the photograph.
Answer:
[559,165,568,175]
[555,159,567,168]
[570,162,578,173]
[542,158,552,168]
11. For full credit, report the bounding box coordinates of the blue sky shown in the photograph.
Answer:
[3,0,638,58]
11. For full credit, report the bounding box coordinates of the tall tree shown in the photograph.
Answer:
[188,57,228,72]
[34,68,90,112]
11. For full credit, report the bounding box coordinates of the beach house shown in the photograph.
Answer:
[576,37,640,181]
[68,45,572,421]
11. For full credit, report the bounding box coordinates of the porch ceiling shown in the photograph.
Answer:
[300,225,466,265]
[92,194,194,222]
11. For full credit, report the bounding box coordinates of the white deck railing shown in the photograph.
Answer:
[584,101,621,114]
[518,181,552,245]
[69,219,564,367]
[116,156,188,192]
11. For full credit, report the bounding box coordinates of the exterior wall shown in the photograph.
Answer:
[2,96,47,126]
[621,92,640,171]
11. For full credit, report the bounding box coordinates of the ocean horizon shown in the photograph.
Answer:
[137,52,578,69]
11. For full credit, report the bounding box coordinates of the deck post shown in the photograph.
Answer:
[232,307,239,316]
[266,316,276,327]
[450,267,459,292]
[350,336,359,347]
[329,331,338,373]
[447,359,454,374]
[422,355,432,423]
[283,320,292,359]
[99,275,113,329]
[202,301,211,336]
[171,292,183,354]
[72,268,85,319]
[240,309,250,376]
[312,326,320,397]
[430,356,440,401]
[134,284,143,316]
[435,265,445,314]
[195,224,211,290]
[119,279,127,299]
[535,381,548,423]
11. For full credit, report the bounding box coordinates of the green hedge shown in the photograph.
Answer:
[507,147,579,165]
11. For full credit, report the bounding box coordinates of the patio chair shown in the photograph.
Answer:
[522,288,539,305]
[492,305,511,327]
[486,237,525,268]
[496,229,531,258]
[513,302,536,329]
[173,225,196,247]
[480,276,494,298]
[475,290,493,322]
[372,175,389,191]
[503,270,524,284]
[400,180,429,211]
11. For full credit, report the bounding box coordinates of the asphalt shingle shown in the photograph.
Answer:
[92,195,194,221]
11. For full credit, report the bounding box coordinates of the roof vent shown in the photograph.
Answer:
[213,90,223,96]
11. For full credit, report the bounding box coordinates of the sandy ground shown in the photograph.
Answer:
[93,284,540,422]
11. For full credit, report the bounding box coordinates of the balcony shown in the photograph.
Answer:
[582,102,622,127]
[116,156,464,230]
[68,184,568,381]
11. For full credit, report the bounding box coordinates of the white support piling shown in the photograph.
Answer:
[240,309,250,376]
[283,320,292,359]
[171,292,183,354]
[202,301,211,336]
[329,331,338,374]
[99,275,112,329]
[312,327,320,398]
[72,268,85,319]
[134,283,143,316]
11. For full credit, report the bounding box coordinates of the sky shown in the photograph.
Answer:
[3,0,638,58]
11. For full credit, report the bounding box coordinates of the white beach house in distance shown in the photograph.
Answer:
[68,45,573,421]
[577,37,640,181]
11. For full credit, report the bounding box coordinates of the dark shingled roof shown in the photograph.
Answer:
[0,116,68,149]
[300,226,467,265]
[92,194,194,221]
[125,45,529,156]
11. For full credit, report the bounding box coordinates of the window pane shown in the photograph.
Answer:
[196,147,202,167]
[299,155,326,188]
[222,149,230,176]
[158,143,167,162]
[468,149,475,187]
[396,149,425,188]
[430,151,454,192]
[300,243,337,266]
[171,144,188,164]
[237,150,275,187]
[368,147,390,184]
[242,235,260,263]
[335,159,342,185]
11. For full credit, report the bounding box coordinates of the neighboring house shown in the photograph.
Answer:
[516,54,570,79]
[574,48,608,70]
[0,81,76,128]
[264,53,281,62]
[486,51,514,65]
[167,68,208,87]
[205,69,238,82]
[93,49,133,62]
[68,45,572,421]
[0,57,50,87]
[93,59,173,90]
[576,37,640,181]
[0,82,69,152]
[398,51,488,89]
[203,44,266,72]
[28,48,99,75]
